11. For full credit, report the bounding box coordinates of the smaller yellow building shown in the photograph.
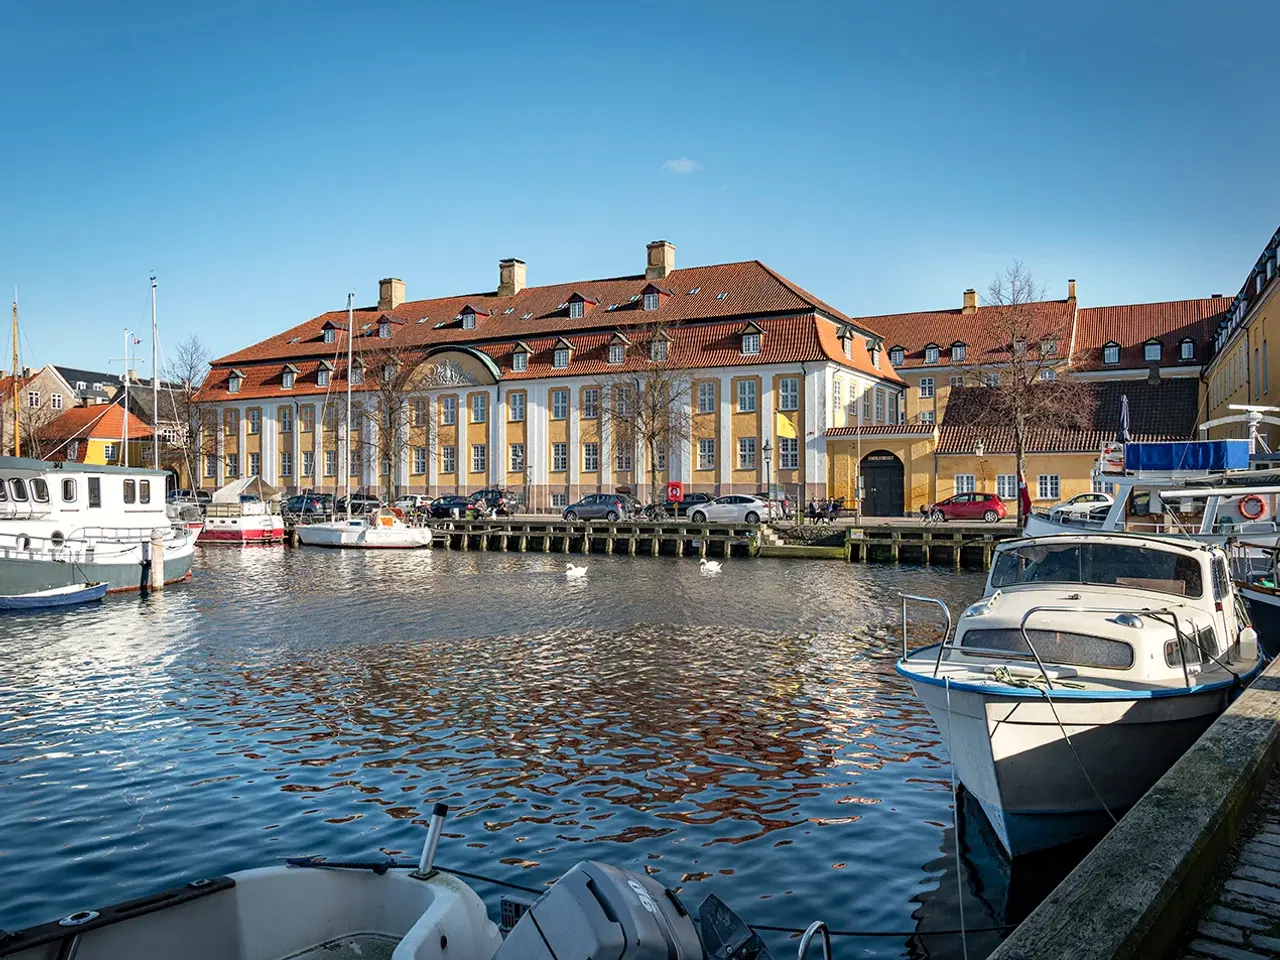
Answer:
[38,404,154,466]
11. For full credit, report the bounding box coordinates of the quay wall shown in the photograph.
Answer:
[988,656,1280,960]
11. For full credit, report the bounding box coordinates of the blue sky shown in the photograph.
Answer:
[2,1,1278,373]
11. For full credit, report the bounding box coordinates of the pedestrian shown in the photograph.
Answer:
[827,498,837,523]
[807,498,817,524]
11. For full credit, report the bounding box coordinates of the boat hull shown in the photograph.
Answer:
[0,581,108,610]
[198,515,285,544]
[1240,585,1280,659]
[295,521,432,549]
[906,675,1235,856]
[0,544,195,594]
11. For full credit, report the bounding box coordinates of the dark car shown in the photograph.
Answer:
[470,488,521,517]
[613,492,643,518]
[428,495,474,519]
[336,493,382,514]
[928,492,1007,523]
[563,493,630,521]
[663,491,714,517]
[284,493,333,516]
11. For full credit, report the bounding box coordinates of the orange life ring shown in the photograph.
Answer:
[1240,494,1267,520]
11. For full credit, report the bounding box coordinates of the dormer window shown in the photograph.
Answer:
[643,292,659,311]
[870,344,881,368]
[889,346,905,366]
[1180,338,1196,361]
[1103,341,1120,364]
[512,349,528,372]
[462,312,476,330]
[75,380,86,390]
[742,332,761,356]
[350,362,364,385]
[382,362,396,381]
[650,339,669,362]
[569,301,585,319]
[378,321,392,339]
[1013,338,1027,357]
[843,338,852,359]
[924,343,940,363]
[951,342,967,363]
[282,364,299,390]
[227,370,243,394]
[609,343,625,364]
[1143,340,1162,362]
[553,339,572,369]
[324,327,336,344]
[1040,337,1058,356]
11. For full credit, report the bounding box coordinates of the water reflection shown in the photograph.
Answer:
[0,548,1049,958]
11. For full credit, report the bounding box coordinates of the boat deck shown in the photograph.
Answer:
[901,651,1243,695]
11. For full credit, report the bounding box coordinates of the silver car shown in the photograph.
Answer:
[687,495,769,523]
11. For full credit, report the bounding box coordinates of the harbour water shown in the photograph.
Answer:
[0,549,1083,958]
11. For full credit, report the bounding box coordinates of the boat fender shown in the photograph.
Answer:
[1240,495,1267,520]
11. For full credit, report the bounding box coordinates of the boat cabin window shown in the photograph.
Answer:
[991,542,1203,598]
[140,480,151,504]
[123,480,136,504]
[9,479,28,502]
[1213,557,1230,603]
[88,477,101,508]
[1165,626,1219,668]
[62,479,76,502]
[31,479,49,503]
[0,482,7,502]
[961,628,1134,669]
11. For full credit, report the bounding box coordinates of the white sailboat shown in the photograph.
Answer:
[295,293,431,550]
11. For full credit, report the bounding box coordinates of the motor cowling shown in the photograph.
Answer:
[494,860,703,959]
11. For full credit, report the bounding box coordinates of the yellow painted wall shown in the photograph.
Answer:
[771,373,804,492]
[1207,285,1279,448]
[729,375,761,488]
[937,452,1099,503]
[690,379,718,490]
[505,390,528,487]
[464,390,488,487]
[826,437,935,512]
[437,393,459,488]
[578,385,600,491]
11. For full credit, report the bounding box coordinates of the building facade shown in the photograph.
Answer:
[194,242,907,506]
[1,365,77,458]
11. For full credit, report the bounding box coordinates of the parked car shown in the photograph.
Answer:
[613,492,643,518]
[1048,492,1114,521]
[563,493,631,521]
[168,488,212,506]
[284,493,334,516]
[394,494,433,514]
[663,491,714,517]
[470,488,521,517]
[688,495,769,524]
[425,495,473,519]
[928,492,1007,523]
[335,493,382,514]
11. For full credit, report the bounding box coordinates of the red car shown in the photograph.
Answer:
[928,492,1007,523]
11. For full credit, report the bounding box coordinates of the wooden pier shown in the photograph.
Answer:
[424,518,761,558]
[846,524,1010,569]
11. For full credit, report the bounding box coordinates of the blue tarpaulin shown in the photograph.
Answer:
[1124,440,1250,472]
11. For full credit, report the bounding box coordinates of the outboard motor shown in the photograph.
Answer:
[495,860,772,959]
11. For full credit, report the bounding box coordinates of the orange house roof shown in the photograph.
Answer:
[1073,297,1228,371]
[40,404,154,443]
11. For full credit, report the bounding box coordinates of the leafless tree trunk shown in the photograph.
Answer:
[353,347,431,503]
[969,262,1088,523]
[597,326,696,504]
[19,401,59,459]
[165,334,214,485]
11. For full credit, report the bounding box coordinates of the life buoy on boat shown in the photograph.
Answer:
[1240,495,1268,521]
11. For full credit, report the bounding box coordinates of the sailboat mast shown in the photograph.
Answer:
[151,276,159,470]
[11,291,18,457]
[122,328,129,466]
[345,291,354,519]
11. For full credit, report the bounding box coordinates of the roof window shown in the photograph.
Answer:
[417,318,428,324]
[1180,338,1196,361]
[688,286,701,295]
[324,327,336,344]
[288,336,300,344]
[522,312,533,320]
[1103,342,1120,364]
[951,342,967,362]
[889,346,905,366]
[1143,340,1162,362]
[503,307,515,315]
[716,291,728,300]
[643,292,659,312]
[924,344,940,363]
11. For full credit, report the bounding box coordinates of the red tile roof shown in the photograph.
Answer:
[197,260,904,401]
[851,300,1076,370]
[0,370,37,399]
[1073,297,1228,371]
[39,404,153,444]
[936,380,1198,454]
[825,425,935,437]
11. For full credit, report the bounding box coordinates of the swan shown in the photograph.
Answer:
[565,562,588,579]
[699,558,723,573]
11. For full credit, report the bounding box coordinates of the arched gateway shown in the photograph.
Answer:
[859,450,905,517]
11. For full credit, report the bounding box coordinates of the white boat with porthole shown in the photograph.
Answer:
[0,456,197,593]
[197,476,285,545]
[897,532,1263,857]
[0,803,776,960]
[295,507,432,549]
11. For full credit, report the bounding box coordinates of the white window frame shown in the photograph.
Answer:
[247,409,261,434]
[225,452,238,476]
[951,343,966,362]
[552,442,568,472]
[512,351,527,372]
[411,399,427,426]
[324,327,336,344]
[698,382,716,413]
[462,312,476,330]
[551,493,568,508]
[317,369,330,387]
[920,410,935,423]
[778,377,799,411]
[1103,343,1120,364]
[650,340,668,362]
[615,447,633,472]
[413,447,427,474]
[471,444,487,474]
[1143,341,1162,362]
[441,445,456,474]
[324,450,337,477]
[301,450,314,476]
[737,437,757,469]
[949,375,964,388]
[737,379,757,413]
[50,393,63,410]
[205,454,217,478]
[509,443,525,472]
[925,345,940,363]
[643,292,659,311]
[608,343,625,365]
[742,332,761,356]
[996,474,1017,499]
[280,451,293,477]
[282,371,295,389]
[551,389,568,420]
[1040,368,1056,381]
[553,347,570,369]
[919,377,934,399]
[698,438,716,471]
[509,392,526,422]
[874,389,885,423]
[954,474,976,495]
[442,397,457,425]
[779,437,799,470]
[279,407,293,432]
[1037,474,1061,500]
[583,388,600,419]
[583,442,600,472]
[1181,339,1195,361]
[471,394,487,424]
[569,300,585,319]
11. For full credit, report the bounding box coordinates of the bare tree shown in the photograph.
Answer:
[966,262,1087,522]
[597,326,697,504]
[19,398,60,459]
[351,347,430,503]
[164,333,214,483]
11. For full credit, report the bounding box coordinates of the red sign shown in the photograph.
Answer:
[666,481,684,502]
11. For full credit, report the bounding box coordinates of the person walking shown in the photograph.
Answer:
[807,498,817,524]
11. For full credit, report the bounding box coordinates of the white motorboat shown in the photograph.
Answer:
[0,805,768,960]
[897,532,1263,857]
[296,508,433,549]
[0,457,197,593]
[198,477,285,545]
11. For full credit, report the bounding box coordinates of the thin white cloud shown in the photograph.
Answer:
[662,157,703,175]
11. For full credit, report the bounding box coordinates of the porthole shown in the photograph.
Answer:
[51,531,65,548]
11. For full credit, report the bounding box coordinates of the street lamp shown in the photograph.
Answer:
[975,439,987,492]
[762,439,773,518]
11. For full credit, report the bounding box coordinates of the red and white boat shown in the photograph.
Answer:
[197,477,285,545]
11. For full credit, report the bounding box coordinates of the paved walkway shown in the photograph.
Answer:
[1181,778,1280,959]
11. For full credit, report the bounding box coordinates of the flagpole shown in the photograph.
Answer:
[151,276,159,470]
[122,329,129,465]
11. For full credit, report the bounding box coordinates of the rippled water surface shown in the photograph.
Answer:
[0,548,1074,957]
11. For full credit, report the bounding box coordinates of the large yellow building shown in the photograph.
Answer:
[1205,223,1280,447]
[194,242,907,508]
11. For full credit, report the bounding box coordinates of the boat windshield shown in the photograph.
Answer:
[991,542,1202,598]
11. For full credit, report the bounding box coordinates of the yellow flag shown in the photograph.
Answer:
[775,412,797,439]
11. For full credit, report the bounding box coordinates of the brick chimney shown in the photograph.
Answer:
[1067,279,1077,304]
[378,278,405,312]
[646,240,676,280]
[962,288,978,314]
[498,258,527,297]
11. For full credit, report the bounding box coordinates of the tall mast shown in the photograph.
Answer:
[122,329,129,465]
[345,291,354,519]
[151,276,159,470]
[11,290,18,457]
